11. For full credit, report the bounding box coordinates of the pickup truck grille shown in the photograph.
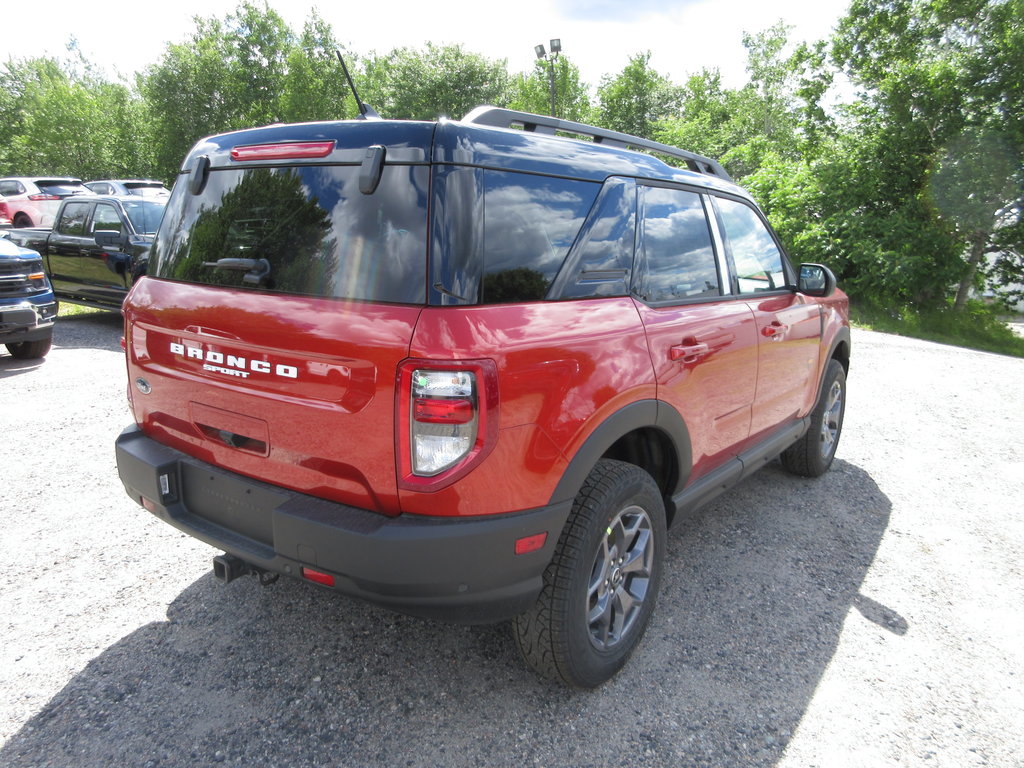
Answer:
[0,259,48,297]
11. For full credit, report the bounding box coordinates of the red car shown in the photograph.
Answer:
[116,107,850,687]
[0,177,90,228]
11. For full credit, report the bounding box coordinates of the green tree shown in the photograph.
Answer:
[595,52,682,139]
[279,13,357,122]
[508,56,591,121]
[142,2,294,179]
[830,0,1024,308]
[0,53,154,180]
[363,43,510,121]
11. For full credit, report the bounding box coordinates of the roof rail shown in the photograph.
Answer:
[461,106,733,182]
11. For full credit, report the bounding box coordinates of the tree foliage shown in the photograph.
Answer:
[0,0,1020,314]
[363,43,510,121]
[595,52,682,139]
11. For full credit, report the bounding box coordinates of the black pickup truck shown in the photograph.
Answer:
[7,195,165,309]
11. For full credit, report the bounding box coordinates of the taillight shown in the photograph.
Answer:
[397,360,498,490]
[27,194,60,201]
[411,369,478,475]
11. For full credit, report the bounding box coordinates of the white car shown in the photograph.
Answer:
[0,177,90,228]
[84,179,171,199]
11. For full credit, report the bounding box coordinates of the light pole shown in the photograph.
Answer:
[534,38,561,117]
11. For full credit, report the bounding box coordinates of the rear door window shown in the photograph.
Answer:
[152,164,429,304]
[633,185,720,304]
[57,202,91,236]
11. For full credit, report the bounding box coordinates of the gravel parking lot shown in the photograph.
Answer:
[1,311,1022,768]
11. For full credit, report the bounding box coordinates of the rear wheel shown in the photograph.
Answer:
[513,459,666,687]
[780,358,846,477]
[12,214,32,228]
[5,334,52,360]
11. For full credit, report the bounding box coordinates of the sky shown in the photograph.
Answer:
[5,0,852,91]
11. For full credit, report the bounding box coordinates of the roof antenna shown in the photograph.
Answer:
[335,50,381,120]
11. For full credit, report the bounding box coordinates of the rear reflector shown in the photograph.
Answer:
[301,567,335,587]
[515,532,548,555]
[231,141,336,161]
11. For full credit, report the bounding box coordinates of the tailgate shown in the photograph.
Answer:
[124,279,420,515]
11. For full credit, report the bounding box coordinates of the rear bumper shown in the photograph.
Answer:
[115,425,570,623]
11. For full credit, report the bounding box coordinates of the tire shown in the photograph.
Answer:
[12,214,32,228]
[5,334,52,360]
[780,358,846,477]
[513,459,666,688]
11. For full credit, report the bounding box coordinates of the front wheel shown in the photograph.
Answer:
[513,459,666,687]
[5,334,52,360]
[780,358,846,477]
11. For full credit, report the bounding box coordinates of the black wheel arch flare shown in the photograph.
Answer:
[548,399,692,526]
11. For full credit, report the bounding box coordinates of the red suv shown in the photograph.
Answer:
[115,107,850,687]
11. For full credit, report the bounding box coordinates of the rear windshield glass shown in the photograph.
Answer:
[125,184,169,198]
[151,165,428,304]
[122,199,166,234]
[36,181,86,196]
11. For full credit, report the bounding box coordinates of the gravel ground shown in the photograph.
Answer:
[1,312,1022,768]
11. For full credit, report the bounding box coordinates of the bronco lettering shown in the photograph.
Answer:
[170,342,298,379]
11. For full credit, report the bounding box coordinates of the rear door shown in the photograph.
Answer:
[630,184,758,480]
[45,200,102,299]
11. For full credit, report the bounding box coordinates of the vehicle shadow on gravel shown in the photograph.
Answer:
[1,459,892,768]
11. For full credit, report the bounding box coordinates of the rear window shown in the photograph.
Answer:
[151,165,429,304]
[124,183,169,198]
[36,181,86,196]
[121,199,166,234]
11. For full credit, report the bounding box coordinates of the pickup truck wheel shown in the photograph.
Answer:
[780,358,846,477]
[513,459,665,688]
[6,335,52,360]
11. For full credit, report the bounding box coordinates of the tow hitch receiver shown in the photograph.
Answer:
[212,553,280,586]
[212,553,249,583]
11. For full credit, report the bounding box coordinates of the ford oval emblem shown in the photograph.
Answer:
[135,377,152,395]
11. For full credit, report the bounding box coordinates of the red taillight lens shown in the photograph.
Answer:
[413,397,474,424]
[231,141,336,161]
[27,194,60,201]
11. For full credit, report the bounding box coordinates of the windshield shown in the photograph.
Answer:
[151,164,429,304]
[123,199,167,235]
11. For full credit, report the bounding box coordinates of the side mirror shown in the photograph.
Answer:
[95,230,127,250]
[798,263,837,298]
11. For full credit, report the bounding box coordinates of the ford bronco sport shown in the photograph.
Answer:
[115,107,850,687]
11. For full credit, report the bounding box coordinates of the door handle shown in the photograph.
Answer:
[762,320,789,339]
[669,342,709,363]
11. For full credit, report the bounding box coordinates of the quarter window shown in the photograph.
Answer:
[481,171,599,304]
